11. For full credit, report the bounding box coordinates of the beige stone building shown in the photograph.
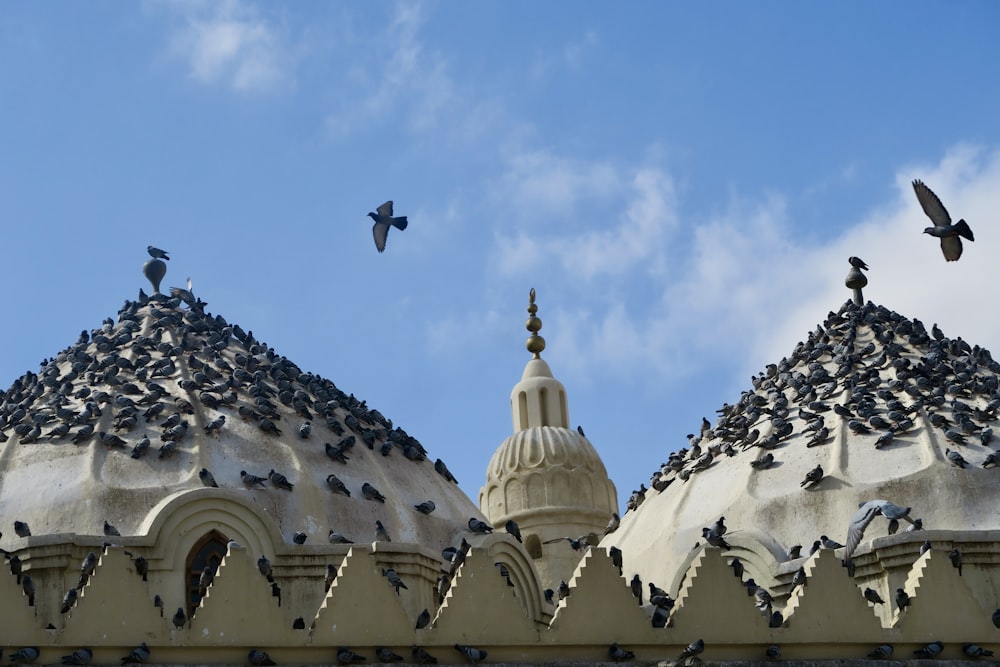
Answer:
[0,261,998,664]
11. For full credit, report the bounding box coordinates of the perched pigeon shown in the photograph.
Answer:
[913,179,974,261]
[121,642,150,664]
[247,649,276,666]
[411,646,438,665]
[60,648,94,665]
[608,643,635,662]
[800,464,824,488]
[362,483,386,502]
[455,644,488,663]
[328,530,354,544]
[505,519,522,542]
[9,647,40,664]
[293,532,308,545]
[863,587,884,605]
[268,469,294,491]
[949,548,962,575]
[867,644,894,659]
[730,557,744,579]
[415,608,431,630]
[376,648,403,662]
[326,474,351,497]
[896,588,911,611]
[820,535,844,550]
[14,520,31,537]
[147,245,170,260]
[913,641,944,659]
[61,587,78,613]
[382,567,408,594]
[414,501,436,515]
[963,644,995,658]
[199,468,219,488]
[766,645,782,660]
[468,518,493,534]
[21,574,35,606]
[604,512,621,535]
[257,555,274,582]
[172,607,187,629]
[103,520,120,537]
[849,256,869,270]
[375,520,392,542]
[946,448,969,468]
[241,471,267,488]
[336,647,365,664]
[679,639,705,661]
[368,200,408,253]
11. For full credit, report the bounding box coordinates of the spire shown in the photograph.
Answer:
[510,289,567,432]
[525,288,545,359]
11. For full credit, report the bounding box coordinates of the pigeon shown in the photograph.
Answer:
[147,245,170,260]
[505,519,522,542]
[800,464,824,488]
[963,644,995,658]
[375,520,392,542]
[844,500,916,560]
[608,643,635,662]
[557,579,570,600]
[133,555,149,581]
[336,647,365,664]
[411,646,438,664]
[651,605,669,628]
[414,501,436,515]
[257,555,274,582]
[786,545,802,560]
[913,641,944,658]
[544,535,596,551]
[849,256,869,270]
[921,540,932,555]
[293,532,308,544]
[630,574,642,604]
[9,648,40,664]
[326,474,351,497]
[14,520,31,537]
[121,643,150,664]
[949,548,962,575]
[679,639,705,661]
[468,518,493,534]
[21,574,35,606]
[376,648,403,662]
[199,468,219,487]
[604,512,621,535]
[328,530,354,544]
[362,483,386,502]
[241,470,267,488]
[863,587,884,605]
[368,201,408,253]
[913,179,973,261]
[765,645,782,660]
[993,608,1000,628]
[702,527,731,550]
[867,644,894,659]
[609,546,624,575]
[103,520,121,537]
[415,608,431,630]
[298,421,311,438]
[750,452,775,469]
[60,648,94,665]
[268,469,294,490]
[895,587,910,611]
[946,448,969,468]
[247,649,277,666]
[820,535,844,550]
[382,567,407,594]
[730,557,744,579]
[81,552,98,578]
[172,607,187,629]
[455,644,488,664]
[59,586,79,613]
[791,566,807,590]
[434,458,457,483]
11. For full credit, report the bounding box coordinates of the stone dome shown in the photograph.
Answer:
[604,299,1000,594]
[0,289,483,554]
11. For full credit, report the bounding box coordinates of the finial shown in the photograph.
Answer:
[143,258,167,295]
[525,288,545,358]
[845,256,868,306]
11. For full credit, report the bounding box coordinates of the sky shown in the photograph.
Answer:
[2,2,999,509]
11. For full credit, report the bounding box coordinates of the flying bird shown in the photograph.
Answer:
[913,179,974,261]
[844,500,917,561]
[368,200,408,253]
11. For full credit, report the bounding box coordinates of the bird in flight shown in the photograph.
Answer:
[912,179,974,261]
[368,200,408,253]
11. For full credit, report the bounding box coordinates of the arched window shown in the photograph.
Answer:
[186,530,229,616]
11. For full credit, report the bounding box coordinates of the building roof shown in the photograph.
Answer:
[0,278,482,553]
[605,298,1000,593]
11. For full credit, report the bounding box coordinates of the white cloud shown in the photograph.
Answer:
[488,144,1000,392]
[157,0,298,93]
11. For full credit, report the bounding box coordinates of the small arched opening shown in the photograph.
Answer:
[186,529,229,616]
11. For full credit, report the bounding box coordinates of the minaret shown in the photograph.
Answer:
[480,289,618,593]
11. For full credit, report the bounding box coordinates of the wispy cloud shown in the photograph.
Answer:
[485,144,1000,392]
[156,0,299,93]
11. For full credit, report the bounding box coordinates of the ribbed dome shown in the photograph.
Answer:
[482,426,617,518]
[605,299,1000,593]
[0,290,482,552]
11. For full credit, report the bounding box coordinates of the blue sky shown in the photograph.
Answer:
[2,2,999,508]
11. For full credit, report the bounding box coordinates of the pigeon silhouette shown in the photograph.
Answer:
[368,200,408,253]
[147,245,170,260]
[913,179,974,261]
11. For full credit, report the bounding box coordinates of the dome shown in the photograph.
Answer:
[483,425,616,520]
[0,289,482,553]
[605,299,1000,594]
